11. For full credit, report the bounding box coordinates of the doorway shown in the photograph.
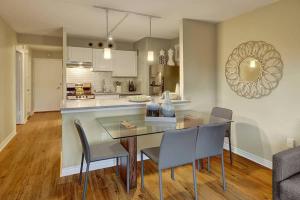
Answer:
[33,59,63,112]
[16,51,23,124]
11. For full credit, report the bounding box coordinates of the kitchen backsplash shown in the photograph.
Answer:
[66,68,140,93]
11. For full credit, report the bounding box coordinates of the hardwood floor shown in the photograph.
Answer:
[0,112,272,200]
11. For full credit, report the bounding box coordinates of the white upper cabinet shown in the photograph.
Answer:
[67,47,93,63]
[112,50,137,77]
[92,49,112,71]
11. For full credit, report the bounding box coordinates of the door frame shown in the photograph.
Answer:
[16,48,26,124]
[32,58,63,112]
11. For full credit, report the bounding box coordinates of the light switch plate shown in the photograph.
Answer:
[287,137,295,148]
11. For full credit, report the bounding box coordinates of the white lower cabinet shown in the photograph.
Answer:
[112,50,137,77]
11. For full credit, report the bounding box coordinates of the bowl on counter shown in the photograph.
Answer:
[128,95,151,102]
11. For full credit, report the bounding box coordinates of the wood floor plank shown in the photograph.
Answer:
[0,112,272,200]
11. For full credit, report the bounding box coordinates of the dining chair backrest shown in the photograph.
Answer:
[195,123,227,159]
[74,120,91,162]
[211,107,232,136]
[158,127,198,170]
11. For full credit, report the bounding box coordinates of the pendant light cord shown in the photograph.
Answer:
[149,17,152,51]
[149,17,152,38]
[106,9,109,39]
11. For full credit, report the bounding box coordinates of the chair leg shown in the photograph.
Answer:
[79,153,84,184]
[207,157,211,172]
[221,153,226,191]
[198,159,201,171]
[141,153,144,190]
[82,162,90,200]
[228,136,233,165]
[116,157,119,176]
[192,161,198,200]
[127,156,130,193]
[159,169,163,200]
[171,168,175,180]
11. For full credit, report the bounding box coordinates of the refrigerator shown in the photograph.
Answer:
[149,65,179,96]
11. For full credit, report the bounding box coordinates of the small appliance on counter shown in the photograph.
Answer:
[66,83,95,100]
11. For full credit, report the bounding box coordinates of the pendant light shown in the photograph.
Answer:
[104,9,112,59]
[147,17,154,62]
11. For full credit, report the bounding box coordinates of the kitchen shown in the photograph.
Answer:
[64,36,181,102]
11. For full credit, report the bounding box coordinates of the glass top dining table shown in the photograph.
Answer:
[96,110,231,139]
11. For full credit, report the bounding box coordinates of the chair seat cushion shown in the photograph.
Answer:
[141,147,160,163]
[90,142,128,162]
[280,173,300,200]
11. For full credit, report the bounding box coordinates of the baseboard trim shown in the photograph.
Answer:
[223,142,272,169]
[62,144,273,177]
[0,130,16,151]
[61,153,149,177]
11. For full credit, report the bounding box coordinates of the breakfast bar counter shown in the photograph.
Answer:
[60,97,190,113]
[60,96,191,177]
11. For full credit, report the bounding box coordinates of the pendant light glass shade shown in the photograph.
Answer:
[147,51,154,62]
[104,9,112,60]
[104,48,112,59]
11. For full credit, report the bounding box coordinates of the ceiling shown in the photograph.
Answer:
[0,0,275,42]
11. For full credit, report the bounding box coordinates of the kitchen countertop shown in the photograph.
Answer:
[60,96,190,113]
[94,91,142,96]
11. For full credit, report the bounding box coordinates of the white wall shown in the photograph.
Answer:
[0,17,17,150]
[217,0,300,162]
[180,19,217,112]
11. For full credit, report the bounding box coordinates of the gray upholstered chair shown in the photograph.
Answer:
[273,146,300,200]
[196,123,227,191]
[140,127,199,200]
[211,107,233,165]
[74,120,130,200]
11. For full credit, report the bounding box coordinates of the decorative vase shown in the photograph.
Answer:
[146,98,160,117]
[160,91,175,117]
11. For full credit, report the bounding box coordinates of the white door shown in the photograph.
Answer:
[25,51,32,117]
[33,59,62,112]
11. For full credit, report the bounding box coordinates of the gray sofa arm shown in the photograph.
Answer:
[273,146,300,200]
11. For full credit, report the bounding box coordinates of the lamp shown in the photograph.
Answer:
[108,34,113,41]
[147,51,154,62]
[147,17,154,62]
[104,47,111,59]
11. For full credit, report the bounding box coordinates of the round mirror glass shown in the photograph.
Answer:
[239,57,262,81]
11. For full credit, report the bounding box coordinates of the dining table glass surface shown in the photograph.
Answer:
[96,110,231,139]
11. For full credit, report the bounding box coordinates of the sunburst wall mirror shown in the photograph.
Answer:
[225,41,283,99]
